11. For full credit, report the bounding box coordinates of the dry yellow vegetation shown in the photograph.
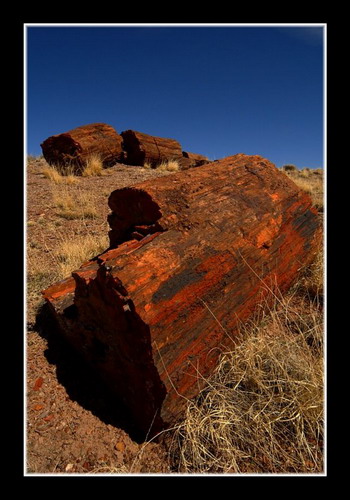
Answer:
[51,184,98,220]
[82,153,104,177]
[53,232,109,278]
[281,167,324,212]
[42,164,78,184]
[168,268,324,473]
[144,160,180,172]
[42,154,109,180]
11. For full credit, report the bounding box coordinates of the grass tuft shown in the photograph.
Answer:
[53,233,109,278]
[52,185,98,219]
[82,154,104,177]
[143,159,180,172]
[27,231,109,320]
[42,163,78,185]
[155,160,180,172]
[281,167,324,212]
[282,164,298,172]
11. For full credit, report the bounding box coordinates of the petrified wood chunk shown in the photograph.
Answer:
[182,151,209,168]
[42,154,322,439]
[121,129,184,167]
[41,123,124,172]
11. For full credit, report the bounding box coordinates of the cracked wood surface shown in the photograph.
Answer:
[41,123,125,171]
[121,129,184,167]
[42,154,322,438]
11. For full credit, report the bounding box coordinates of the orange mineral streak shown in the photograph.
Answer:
[254,213,283,248]
[118,245,182,299]
[144,250,236,329]
[100,232,163,264]
[269,192,281,202]
[42,276,76,301]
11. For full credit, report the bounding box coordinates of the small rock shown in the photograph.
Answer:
[33,377,43,391]
[114,441,126,453]
[43,414,54,422]
[65,463,74,472]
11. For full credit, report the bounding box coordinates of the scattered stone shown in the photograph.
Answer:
[33,377,44,391]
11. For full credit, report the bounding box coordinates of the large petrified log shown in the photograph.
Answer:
[41,123,124,172]
[42,154,322,439]
[121,129,184,167]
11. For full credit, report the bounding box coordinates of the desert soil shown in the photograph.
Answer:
[26,158,176,474]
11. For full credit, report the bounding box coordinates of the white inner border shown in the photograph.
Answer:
[23,22,327,477]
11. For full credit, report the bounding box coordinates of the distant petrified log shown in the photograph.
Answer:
[41,123,124,172]
[121,129,184,167]
[42,154,322,439]
[182,151,209,168]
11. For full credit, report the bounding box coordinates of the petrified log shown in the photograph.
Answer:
[121,129,184,167]
[182,151,209,168]
[42,154,322,439]
[41,123,124,172]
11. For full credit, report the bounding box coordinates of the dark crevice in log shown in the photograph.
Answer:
[121,130,183,167]
[182,151,209,168]
[107,188,166,248]
[152,136,162,165]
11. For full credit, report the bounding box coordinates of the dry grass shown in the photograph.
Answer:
[281,167,324,212]
[282,164,298,172]
[82,154,104,177]
[42,164,78,185]
[53,233,109,278]
[89,465,130,474]
[296,245,324,301]
[27,231,109,317]
[27,251,61,313]
[292,177,323,212]
[42,154,107,181]
[157,160,180,172]
[144,160,180,172]
[169,261,324,473]
[52,185,98,220]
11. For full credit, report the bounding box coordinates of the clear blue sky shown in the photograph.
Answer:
[26,25,324,168]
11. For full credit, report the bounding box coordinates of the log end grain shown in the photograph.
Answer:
[41,123,125,172]
[121,129,183,167]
